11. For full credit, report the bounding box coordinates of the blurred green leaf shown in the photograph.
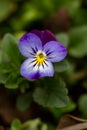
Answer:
[0,33,22,89]
[50,99,76,119]
[0,49,2,63]
[56,33,69,47]
[78,94,87,116]
[73,9,87,26]
[19,78,30,93]
[22,118,48,130]
[0,0,14,22]
[41,124,48,130]
[0,72,7,84]
[33,76,69,108]
[32,0,54,14]
[22,3,43,21]
[0,63,20,89]
[69,26,87,57]
[1,33,21,67]
[61,99,76,112]
[54,60,70,72]
[5,73,19,89]
[64,0,81,17]
[11,3,43,31]
[11,119,22,130]
[16,93,32,111]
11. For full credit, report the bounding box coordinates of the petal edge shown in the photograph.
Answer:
[43,41,67,62]
[19,33,42,57]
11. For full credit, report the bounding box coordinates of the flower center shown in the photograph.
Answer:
[36,51,46,65]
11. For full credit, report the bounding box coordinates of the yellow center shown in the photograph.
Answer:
[36,51,46,65]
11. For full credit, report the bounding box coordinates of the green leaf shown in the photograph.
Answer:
[5,73,19,89]
[11,119,22,130]
[33,76,69,108]
[22,118,48,130]
[1,33,21,67]
[69,26,87,57]
[0,45,9,65]
[54,60,70,72]
[0,34,22,88]
[61,99,76,113]
[19,78,30,93]
[78,94,87,116]
[50,99,76,119]
[0,72,7,84]
[56,33,69,47]
[16,93,32,111]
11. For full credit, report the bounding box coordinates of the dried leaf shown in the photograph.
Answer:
[56,114,87,130]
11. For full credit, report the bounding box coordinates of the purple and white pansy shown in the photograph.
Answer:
[18,30,67,80]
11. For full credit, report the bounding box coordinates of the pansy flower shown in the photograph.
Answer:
[18,30,67,80]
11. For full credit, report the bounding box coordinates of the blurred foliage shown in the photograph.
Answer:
[16,93,33,111]
[33,76,69,108]
[11,118,54,130]
[0,0,87,129]
[0,1,12,22]
[78,94,87,117]
[69,26,87,57]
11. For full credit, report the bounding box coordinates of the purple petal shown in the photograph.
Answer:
[31,30,56,45]
[20,58,39,80]
[31,30,42,39]
[43,41,67,62]
[20,58,54,80]
[41,30,57,45]
[19,33,42,57]
[38,60,54,77]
